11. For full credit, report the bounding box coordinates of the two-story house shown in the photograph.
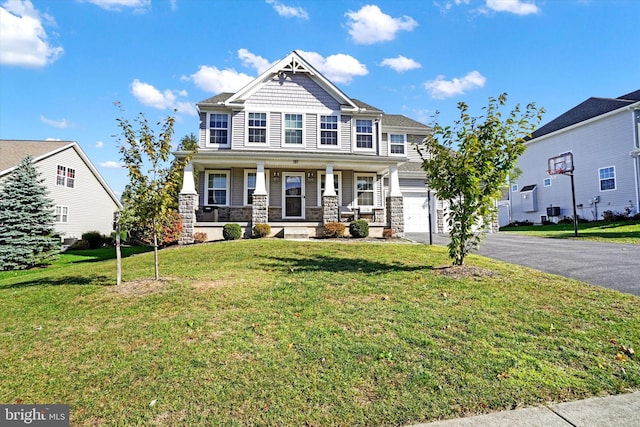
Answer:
[0,140,122,242]
[509,90,640,224]
[176,51,432,242]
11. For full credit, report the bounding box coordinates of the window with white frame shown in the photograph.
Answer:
[244,169,269,206]
[599,166,616,191]
[284,113,303,145]
[355,174,376,206]
[247,112,267,144]
[389,134,406,155]
[511,183,518,192]
[317,171,342,205]
[54,205,68,223]
[209,113,229,145]
[320,115,338,146]
[56,165,75,188]
[543,177,552,187]
[355,119,373,149]
[205,171,230,205]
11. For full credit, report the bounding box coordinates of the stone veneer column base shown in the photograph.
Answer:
[252,194,269,225]
[322,195,339,224]
[179,192,198,245]
[387,196,404,238]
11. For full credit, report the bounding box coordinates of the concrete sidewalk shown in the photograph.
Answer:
[408,391,640,427]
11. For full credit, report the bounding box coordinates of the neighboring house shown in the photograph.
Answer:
[509,90,640,224]
[176,51,434,242]
[0,140,122,241]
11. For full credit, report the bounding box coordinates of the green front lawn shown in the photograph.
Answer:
[1,240,638,426]
[500,220,640,244]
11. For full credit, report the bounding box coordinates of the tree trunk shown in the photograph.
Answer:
[153,219,160,280]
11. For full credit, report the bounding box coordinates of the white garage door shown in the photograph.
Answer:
[404,194,431,233]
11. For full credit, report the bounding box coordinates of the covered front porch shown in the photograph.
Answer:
[177,152,405,243]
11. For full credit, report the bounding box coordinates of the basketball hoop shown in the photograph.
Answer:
[547,152,574,175]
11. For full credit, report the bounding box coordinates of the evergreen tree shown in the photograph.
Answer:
[0,156,60,270]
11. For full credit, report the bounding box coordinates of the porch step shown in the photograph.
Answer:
[283,227,309,239]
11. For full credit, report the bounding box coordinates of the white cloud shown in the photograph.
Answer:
[187,65,254,94]
[484,0,539,15]
[238,48,272,74]
[265,0,308,19]
[130,79,197,115]
[423,71,486,99]
[297,50,368,84]
[40,115,69,128]
[99,160,123,168]
[345,5,417,45]
[0,0,63,67]
[82,0,151,12]
[381,55,421,72]
[95,140,104,148]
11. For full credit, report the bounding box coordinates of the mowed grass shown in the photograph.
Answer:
[500,220,640,244]
[1,240,639,426]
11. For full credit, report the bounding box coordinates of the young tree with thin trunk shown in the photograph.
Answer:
[417,93,544,266]
[114,103,177,280]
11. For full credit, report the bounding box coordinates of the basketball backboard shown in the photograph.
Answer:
[547,152,574,175]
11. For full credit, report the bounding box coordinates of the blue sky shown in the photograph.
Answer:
[1,0,638,196]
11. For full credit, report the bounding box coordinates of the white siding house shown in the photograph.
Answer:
[509,90,640,223]
[0,140,122,240]
[176,51,434,241]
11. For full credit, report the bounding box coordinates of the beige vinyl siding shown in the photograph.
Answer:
[248,75,341,110]
[305,172,318,207]
[35,147,120,238]
[341,170,354,206]
[199,112,207,147]
[231,168,244,206]
[306,114,318,150]
[270,112,282,148]
[232,111,245,149]
[341,115,352,151]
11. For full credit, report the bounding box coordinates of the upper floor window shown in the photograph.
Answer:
[205,170,230,205]
[355,174,376,207]
[56,165,75,188]
[599,166,616,191]
[355,119,373,149]
[543,177,552,187]
[54,205,68,223]
[248,112,267,144]
[284,113,303,145]
[320,115,338,146]
[389,134,406,155]
[209,113,229,145]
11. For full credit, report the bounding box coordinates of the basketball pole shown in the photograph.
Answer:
[566,171,578,237]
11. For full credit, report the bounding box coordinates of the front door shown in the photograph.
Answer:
[283,173,305,219]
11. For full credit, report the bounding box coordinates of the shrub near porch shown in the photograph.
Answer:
[1,240,638,426]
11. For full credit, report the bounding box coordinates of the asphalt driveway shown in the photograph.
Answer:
[405,232,640,296]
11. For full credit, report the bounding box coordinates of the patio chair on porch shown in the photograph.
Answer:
[339,206,356,222]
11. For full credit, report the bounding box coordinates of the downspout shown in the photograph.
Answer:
[631,108,640,215]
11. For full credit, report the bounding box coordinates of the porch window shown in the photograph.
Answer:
[389,134,406,155]
[205,170,230,205]
[54,205,68,223]
[244,169,269,205]
[320,115,338,146]
[598,166,616,191]
[284,113,303,145]
[209,113,229,145]
[318,171,342,205]
[248,112,267,144]
[355,119,373,149]
[56,165,75,188]
[355,174,376,207]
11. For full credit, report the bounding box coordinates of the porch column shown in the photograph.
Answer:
[322,165,339,223]
[386,165,404,238]
[252,162,269,225]
[179,163,198,245]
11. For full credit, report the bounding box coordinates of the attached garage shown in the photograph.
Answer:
[403,193,432,233]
